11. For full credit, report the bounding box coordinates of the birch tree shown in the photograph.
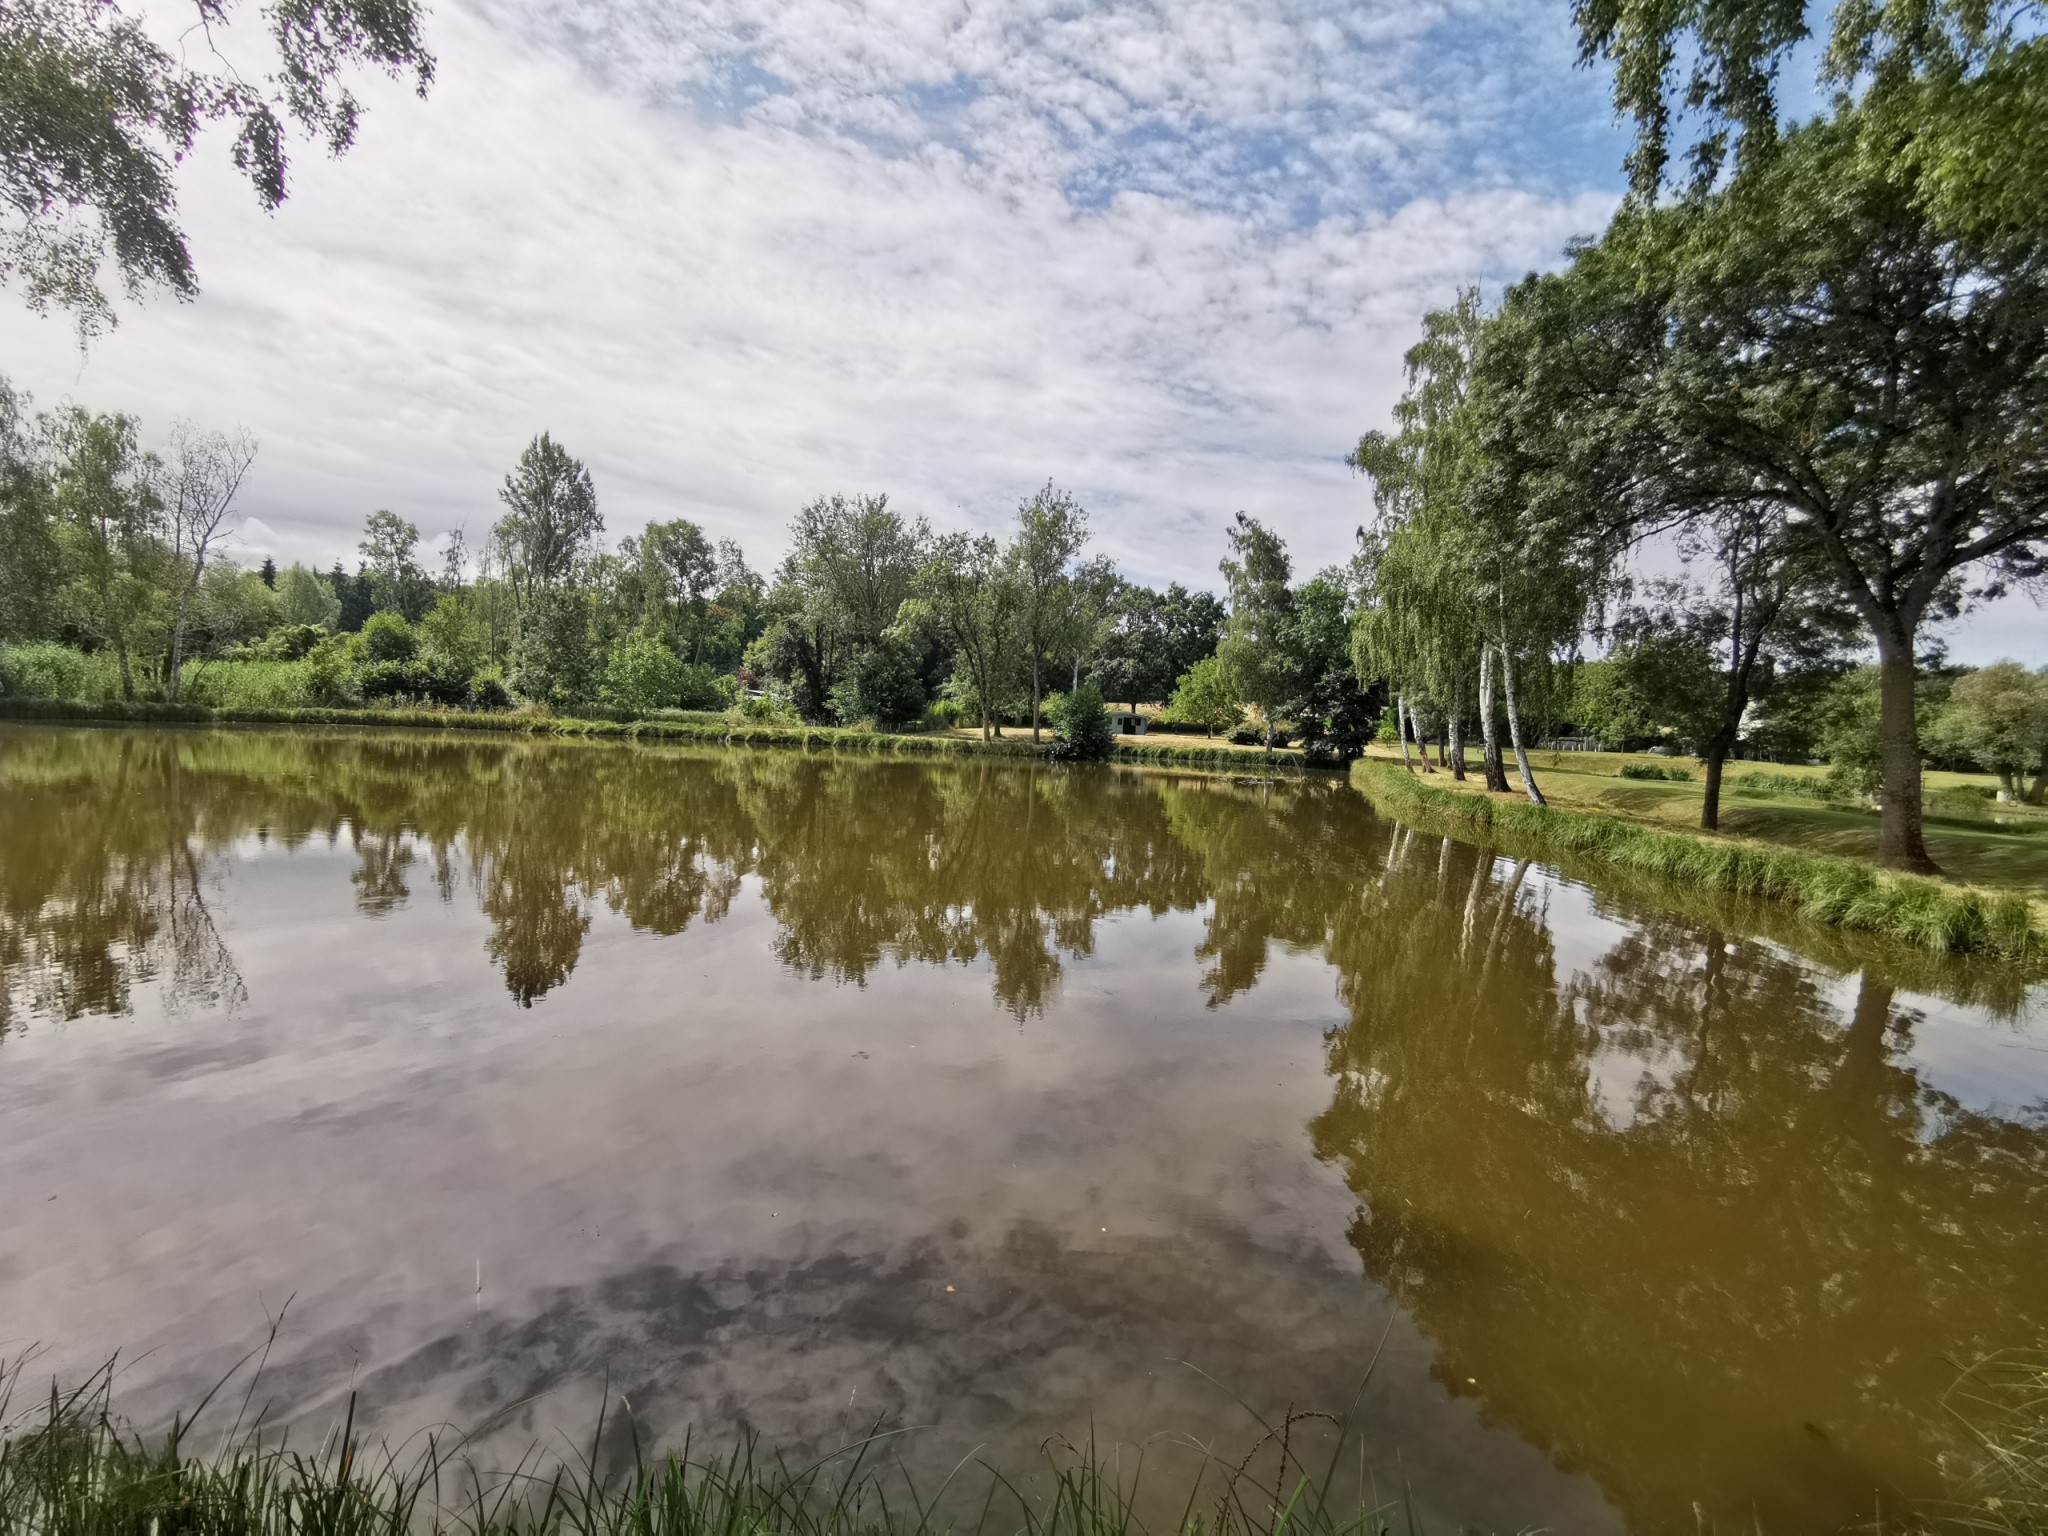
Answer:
[161,422,256,700]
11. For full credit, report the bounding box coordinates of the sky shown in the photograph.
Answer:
[3,0,2041,661]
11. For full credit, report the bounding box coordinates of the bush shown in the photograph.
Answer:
[831,642,927,731]
[358,611,418,664]
[676,663,737,713]
[251,624,324,661]
[1047,684,1116,761]
[1163,655,1243,735]
[1228,725,1294,748]
[1730,770,1846,803]
[469,670,513,710]
[600,633,686,713]
[1618,762,1692,782]
[0,643,122,701]
[302,635,360,707]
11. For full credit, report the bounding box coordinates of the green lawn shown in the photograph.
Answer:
[1368,747,2048,896]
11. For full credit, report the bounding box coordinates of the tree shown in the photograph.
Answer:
[1165,654,1243,736]
[49,406,160,697]
[636,518,717,658]
[276,561,340,630]
[495,434,602,596]
[763,493,927,722]
[358,508,432,621]
[2,0,434,331]
[1089,581,1226,712]
[257,555,276,589]
[0,377,58,641]
[1574,0,2046,244]
[1933,663,2048,801]
[1010,483,1090,742]
[1287,571,1378,765]
[161,423,256,700]
[903,532,1021,741]
[1216,513,1298,751]
[1578,117,2048,869]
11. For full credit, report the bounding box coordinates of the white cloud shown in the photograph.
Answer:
[2,0,1614,594]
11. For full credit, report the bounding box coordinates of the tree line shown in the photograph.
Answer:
[0,391,1388,760]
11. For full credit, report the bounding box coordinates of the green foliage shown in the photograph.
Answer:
[357,510,433,620]
[675,663,736,712]
[417,594,484,677]
[1216,512,1295,743]
[1931,662,2048,794]
[1617,762,1692,782]
[0,641,120,700]
[275,562,340,629]
[495,433,602,593]
[513,589,596,709]
[1730,771,1849,804]
[1572,636,1720,752]
[0,0,433,331]
[599,631,686,713]
[1046,683,1115,761]
[1164,654,1243,735]
[829,641,927,730]
[357,610,417,664]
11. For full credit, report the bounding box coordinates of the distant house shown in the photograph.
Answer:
[1108,710,1149,736]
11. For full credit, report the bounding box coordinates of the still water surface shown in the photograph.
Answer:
[4,725,2048,1534]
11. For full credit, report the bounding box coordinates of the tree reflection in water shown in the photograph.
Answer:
[3,724,2047,1533]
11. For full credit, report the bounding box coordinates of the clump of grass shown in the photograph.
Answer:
[1914,1353,2048,1533]
[0,1356,1412,1536]
[1353,760,2046,963]
[180,660,319,711]
[1617,762,1691,782]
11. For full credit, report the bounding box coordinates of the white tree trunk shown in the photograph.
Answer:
[1395,691,1414,772]
[1494,645,1545,805]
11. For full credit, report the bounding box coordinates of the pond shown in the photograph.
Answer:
[4,724,2047,1534]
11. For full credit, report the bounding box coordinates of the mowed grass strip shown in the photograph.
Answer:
[1353,757,2046,963]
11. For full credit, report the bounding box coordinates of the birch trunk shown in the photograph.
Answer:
[1478,648,1509,792]
[1495,645,1545,806]
[1447,698,1465,781]
[1395,692,1415,772]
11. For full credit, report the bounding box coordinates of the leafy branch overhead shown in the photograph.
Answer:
[0,0,434,332]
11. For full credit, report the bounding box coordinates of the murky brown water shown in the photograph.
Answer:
[5,724,2048,1534]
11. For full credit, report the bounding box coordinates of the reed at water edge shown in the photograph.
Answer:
[0,1356,1409,1536]
[1351,758,2046,963]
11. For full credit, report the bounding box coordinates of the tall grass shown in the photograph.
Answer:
[0,644,124,703]
[1353,760,2045,963]
[179,661,319,711]
[0,1359,1408,1536]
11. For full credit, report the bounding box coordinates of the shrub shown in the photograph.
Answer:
[1228,725,1294,748]
[1730,770,1846,803]
[1047,684,1116,761]
[358,611,418,664]
[831,642,927,731]
[1617,762,1691,781]
[676,662,737,713]
[469,670,513,710]
[417,595,485,679]
[251,624,324,661]
[600,633,686,713]
[0,643,122,701]
[302,635,360,706]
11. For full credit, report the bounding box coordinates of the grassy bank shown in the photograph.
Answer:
[1353,758,2046,963]
[0,697,1306,773]
[0,1366,1403,1536]
[5,1358,2045,1536]
[1430,747,2048,891]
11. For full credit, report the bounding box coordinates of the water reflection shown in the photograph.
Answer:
[3,725,2047,1535]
